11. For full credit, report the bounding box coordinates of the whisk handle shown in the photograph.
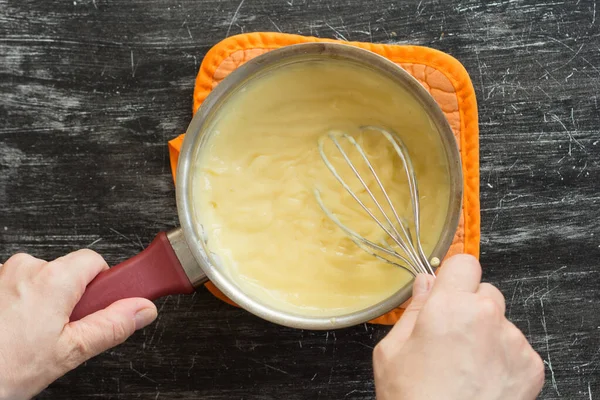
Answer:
[70,231,195,321]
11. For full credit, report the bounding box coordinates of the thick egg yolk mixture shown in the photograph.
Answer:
[192,59,451,317]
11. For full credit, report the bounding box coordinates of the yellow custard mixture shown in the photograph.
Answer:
[192,59,451,317]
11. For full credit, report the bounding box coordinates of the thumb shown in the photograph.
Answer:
[62,298,157,366]
[386,274,434,344]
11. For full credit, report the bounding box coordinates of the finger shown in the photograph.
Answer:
[502,320,545,399]
[524,350,546,399]
[477,282,506,315]
[42,249,109,304]
[432,254,482,294]
[502,320,545,396]
[60,298,157,369]
[384,274,435,344]
[54,248,110,282]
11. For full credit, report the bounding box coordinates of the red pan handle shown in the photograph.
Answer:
[70,232,195,321]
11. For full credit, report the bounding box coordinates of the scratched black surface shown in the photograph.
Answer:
[1,0,600,398]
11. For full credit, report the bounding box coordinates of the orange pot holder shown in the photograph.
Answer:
[167,32,480,326]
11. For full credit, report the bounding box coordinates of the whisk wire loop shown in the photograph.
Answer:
[320,133,424,272]
[314,189,413,268]
[317,135,419,269]
[364,126,435,276]
[316,126,435,277]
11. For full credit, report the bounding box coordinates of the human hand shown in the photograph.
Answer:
[373,255,544,400]
[0,250,158,400]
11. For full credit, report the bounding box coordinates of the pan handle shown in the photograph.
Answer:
[70,230,197,321]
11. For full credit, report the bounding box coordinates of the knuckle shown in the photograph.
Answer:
[373,341,387,364]
[6,252,35,266]
[110,320,130,345]
[495,288,506,303]
[477,297,501,319]
[507,325,527,345]
[444,254,481,271]
[373,339,395,366]
[62,334,91,370]
[451,254,479,265]
[531,352,546,389]
[482,283,506,300]
[73,248,106,265]
[532,351,545,376]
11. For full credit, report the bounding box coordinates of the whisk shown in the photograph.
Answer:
[314,126,438,277]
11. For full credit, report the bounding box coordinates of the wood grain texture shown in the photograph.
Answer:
[1,0,599,398]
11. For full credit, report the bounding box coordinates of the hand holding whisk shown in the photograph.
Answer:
[314,126,438,277]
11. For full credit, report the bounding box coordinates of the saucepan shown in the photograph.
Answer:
[71,43,463,330]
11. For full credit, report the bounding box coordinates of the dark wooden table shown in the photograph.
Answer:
[1,0,599,398]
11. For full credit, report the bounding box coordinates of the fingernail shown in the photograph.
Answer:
[134,308,157,330]
[414,274,432,295]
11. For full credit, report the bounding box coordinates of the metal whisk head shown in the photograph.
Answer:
[314,126,437,277]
